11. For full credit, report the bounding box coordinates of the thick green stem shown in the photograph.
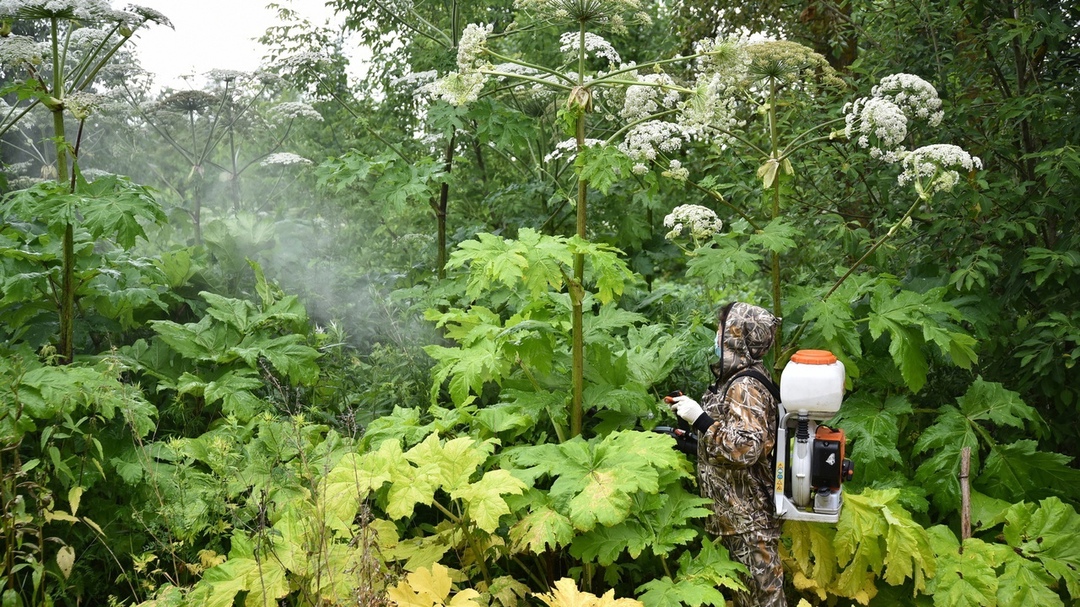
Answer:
[50,17,73,364]
[569,26,588,439]
[435,129,456,278]
[767,80,783,320]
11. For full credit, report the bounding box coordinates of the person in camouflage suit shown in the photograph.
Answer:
[668,302,785,607]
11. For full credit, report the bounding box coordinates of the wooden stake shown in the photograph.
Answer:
[960,446,971,540]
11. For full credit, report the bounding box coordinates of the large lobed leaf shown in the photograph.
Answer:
[511,431,688,532]
[832,393,912,480]
[867,286,977,393]
[1003,497,1080,599]
[828,488,935,604]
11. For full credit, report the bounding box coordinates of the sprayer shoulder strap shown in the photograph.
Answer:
[725,369,780,403]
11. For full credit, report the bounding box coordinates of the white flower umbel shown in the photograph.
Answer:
[260,152,313,167]
[278,52,329,71]
[0,0,124,21]
[271,102,323,122]
[457,23,493,70]
[661,159,689,181]
[206,69,251,83]
[543,137,604,164]
[421,71,487,106]
[393,69,438,92]
[691,35,750,77]
[677,70,742,143]
[126,4,172,28]
[0,34,45,66]
[898,144,982,196]
[620,120,685,164]
[620,72,679,121]
[872,73,943,127]
[559,31,621,65]
[664,204,723,241]
[514,0,650,33]
[844,96,908,160]
[64,91,103,119]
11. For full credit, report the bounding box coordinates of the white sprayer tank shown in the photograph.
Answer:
[780,350,845,415]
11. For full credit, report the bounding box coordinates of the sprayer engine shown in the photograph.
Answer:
[774,350,855,523]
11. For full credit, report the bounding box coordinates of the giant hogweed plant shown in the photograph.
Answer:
[423,1,759,438]
[119,74,324,245]
[423,7,987,431]
[406,11,1080,607]
[0,0,171,364]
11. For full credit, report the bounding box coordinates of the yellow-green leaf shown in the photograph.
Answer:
[757,158,779,189]
[451,469,526,533]
[45,509,79,523]
[388,563,478,607]
[57,545,75,579]
[509,505,574,554]
[68,486,83,516]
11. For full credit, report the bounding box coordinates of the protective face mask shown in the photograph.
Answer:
[714,333,723,362]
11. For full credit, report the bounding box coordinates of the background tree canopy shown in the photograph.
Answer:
[1,0,1079,606]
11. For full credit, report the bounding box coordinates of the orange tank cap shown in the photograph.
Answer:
[790,349,838,365]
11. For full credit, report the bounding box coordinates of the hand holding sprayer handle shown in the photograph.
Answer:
[665,391,704,424]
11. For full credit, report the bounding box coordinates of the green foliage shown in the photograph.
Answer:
[865,286,978,393]
[120,267,321,423]
[635,540,746,607]
[925,497,1080,607]
[387,563,482,607]
[5,174,165,248]
[424,228,652,427]
[4,0,1080,605]
[510,431,697,535]
[785,488,935,604]
[914,379,1080,514]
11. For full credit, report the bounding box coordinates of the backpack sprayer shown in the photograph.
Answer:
[775,349,854,523]
[656,349,854,523]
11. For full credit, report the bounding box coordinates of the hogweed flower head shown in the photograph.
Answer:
[844,96,908,160]
[872,73,943,126]
[677,70,741,143]
[619,119,684,165]
[664,204,723,242]
[260,152,312,167]
[0,34,44,66]
[898,144,981,197]
[125,4,171,28]
[559,31,620,65]
[744,40,843,89]
[278,52,330,71]
[0,0,125,21]
[692,35,749,75]
[64,91,102,119]
[270,101,323,122]
[393,69,438,93]
[543,137,604,163]
[514,0,650,33]
[457,23,492,71]
[662,159,688,181]
[619,72,679,121]
[206,69,251,84]
[154,90,219,114]
[422,71,486,106]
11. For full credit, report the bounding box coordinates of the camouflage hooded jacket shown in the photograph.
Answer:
[695,302,781,536]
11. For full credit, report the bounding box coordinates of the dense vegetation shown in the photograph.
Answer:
[2,1,1079,606]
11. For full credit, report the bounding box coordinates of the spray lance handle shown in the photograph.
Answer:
[657,392,695,454]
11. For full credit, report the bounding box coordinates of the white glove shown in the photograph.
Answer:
[668,395,704,425]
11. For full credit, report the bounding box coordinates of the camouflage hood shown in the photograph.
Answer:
[711,302,780,382]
